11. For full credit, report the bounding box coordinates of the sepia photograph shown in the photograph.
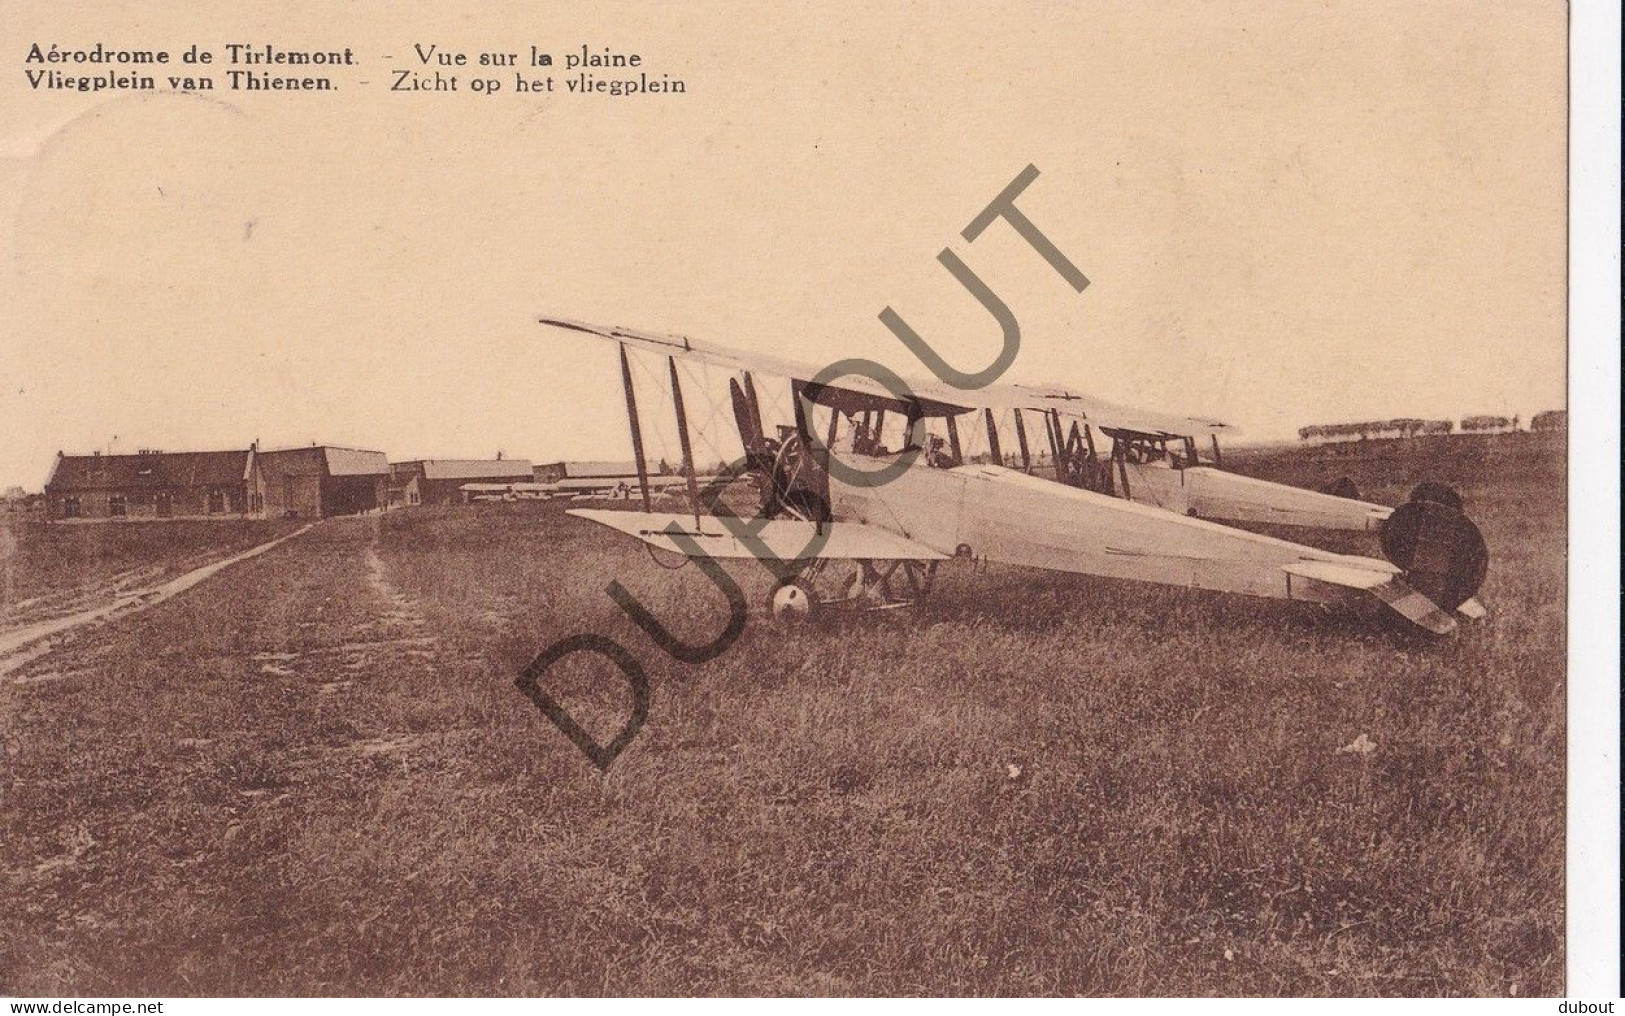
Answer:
[0,0,1614,1002]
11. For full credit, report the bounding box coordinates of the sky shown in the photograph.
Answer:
[0,1,1566,489]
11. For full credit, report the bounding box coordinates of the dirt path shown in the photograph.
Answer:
[277,518,440,696]
[364,523,430,636]
[0,516,469,993]
[0,524,313,676]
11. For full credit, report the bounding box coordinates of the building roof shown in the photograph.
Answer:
[560,460,639,478]
[46,450,251,493]
[324,447,389,476]
[258,445,389,477]
[417,459,535,481]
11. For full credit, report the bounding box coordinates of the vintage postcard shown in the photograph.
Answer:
[0,0,1610,1001]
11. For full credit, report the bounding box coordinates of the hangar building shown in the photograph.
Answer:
[258,446,390,518]
[390,458,535,506]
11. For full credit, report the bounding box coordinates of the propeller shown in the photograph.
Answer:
[742,372,764,436]
[730,375,770,471]
[730,376,766,448]
[730,372,827,522]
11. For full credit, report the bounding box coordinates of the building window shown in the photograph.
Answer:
[109,494,127,517]
[208,490,226,514]
[62,496,80,519]
[156,493,173,518]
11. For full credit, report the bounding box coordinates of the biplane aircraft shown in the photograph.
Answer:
[977,381,1493,585]
[539,316,1488,635]
[998,387,1397,533]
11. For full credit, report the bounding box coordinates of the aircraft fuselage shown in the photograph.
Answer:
[826,451,1397,605]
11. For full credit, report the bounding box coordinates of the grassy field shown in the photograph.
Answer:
[1,518,305,629]
[0,433,1564,995]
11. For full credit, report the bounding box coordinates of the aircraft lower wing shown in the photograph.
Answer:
[568,508,949,561]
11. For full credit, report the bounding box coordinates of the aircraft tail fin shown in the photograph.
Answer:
[1282,560,1457,635]
[1367,577,1458,635]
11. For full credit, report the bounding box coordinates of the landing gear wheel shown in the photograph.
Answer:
[1408,481,1463,511]
[767,578,817,622]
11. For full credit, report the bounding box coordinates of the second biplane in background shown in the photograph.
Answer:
[538,316,1488,635]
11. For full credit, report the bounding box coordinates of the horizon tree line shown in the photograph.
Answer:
[1296,412,1561,442]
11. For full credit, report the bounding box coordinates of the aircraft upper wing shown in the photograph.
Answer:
[538,315,1236,438]
[984,382,1237,438]
[568,508,950,561]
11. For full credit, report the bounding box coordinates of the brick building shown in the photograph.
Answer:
[257,446,390,518]
[43,448,263,521]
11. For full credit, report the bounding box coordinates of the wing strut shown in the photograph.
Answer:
[1046,409,1066,477]
[1112,433,1131,499]
[1065,420,1086,464]
[984,409,1003,466]
[617,342,653,511]
[1012,409,1032,471]
[666,355,702,526]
